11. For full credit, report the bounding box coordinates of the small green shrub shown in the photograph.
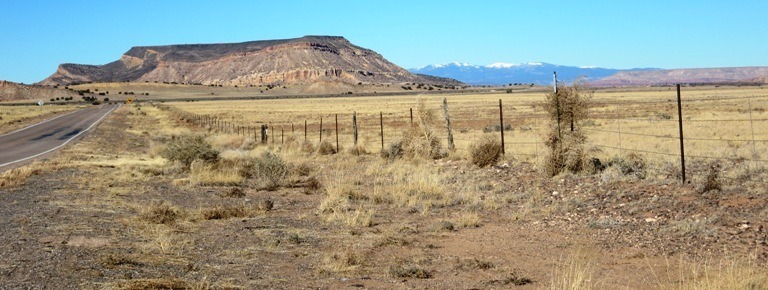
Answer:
[252,151,289,190]
[470,135,502,167]
[160,134,218,168]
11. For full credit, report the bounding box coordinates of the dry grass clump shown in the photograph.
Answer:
[160,134,219,168]
[138,201,183,225]
[189,159,247,186]
[697,163,722,194]
[317,140,337,155]
[0,161,46,188]
[111,278,194,290]
[454,212,482,228]
[209,134,245,150]
[318,183,375,227]
[544,130,590,177]
[549,250,597,290]
[348,144,369,156]
[656,256,768,289]
[470,135,503,167]
[200,203,265,220]
[319,251,366,274]
[607,152,647,179]
[389,262,432,279]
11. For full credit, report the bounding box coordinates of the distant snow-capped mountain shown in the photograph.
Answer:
[409,62,644,85]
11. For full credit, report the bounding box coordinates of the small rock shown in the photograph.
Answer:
[739,224,750,230]
[645,218,657,223]
[552,191,559,196]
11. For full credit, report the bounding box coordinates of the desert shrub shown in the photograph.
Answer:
[139,201,182,224]
[200,204,258,220]
[698,163,722,193]
[544,131,588,176]
[251,151,289,190]
[470,135,502,167]
[389,263,431,279]
[160,134,218,168]
[189,159,247,186]
[348,145,369,156]
[301,141,316,153]
[380,141,404,161]
[317,140,336,155]
[607,153,647,179]
[382,99,447,160]
[542,80,592,176]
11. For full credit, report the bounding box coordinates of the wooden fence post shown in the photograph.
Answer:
[676,84,686,184]
[320,117,323,144]
[380,111,384,149]
[335,114,339,152]
[353,111,358,146]
[499,99,505,156]
[443,97,454,151]
[410,108,413,126]
[304,120,307,142]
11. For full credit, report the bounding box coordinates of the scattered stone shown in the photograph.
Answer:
[645,218,657,223]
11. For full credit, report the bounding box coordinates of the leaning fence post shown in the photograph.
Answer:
[499,99,505,156]
[443,97,455,151]
[676,84,686,184]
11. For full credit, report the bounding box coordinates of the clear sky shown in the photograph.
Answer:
[1,0,766,84]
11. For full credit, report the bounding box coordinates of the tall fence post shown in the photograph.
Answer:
[281,128,284,144]
[304,120,307,142]
[380,111,384,149]
[676,84,686,184]
[443,97,454,151]
[499,99,505,156]
[410,108,413,126]
[320,117,323,144]
[353,111,358,146]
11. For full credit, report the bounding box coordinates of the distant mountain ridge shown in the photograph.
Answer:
[410,62,768,86]
[39,36,459,87]
[409,62,644,85]
[590,66,768,86]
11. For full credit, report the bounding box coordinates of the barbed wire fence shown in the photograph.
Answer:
[163,84,768,184]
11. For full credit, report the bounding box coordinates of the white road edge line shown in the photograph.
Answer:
[0,107,86,138]
[0,105,120,168]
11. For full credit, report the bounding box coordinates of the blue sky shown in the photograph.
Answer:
[1,0,766,84]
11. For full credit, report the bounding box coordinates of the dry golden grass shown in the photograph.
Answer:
[650,256,768,290]
[0,104,83,134]
[549,249,598,290]
[0,161,51,188]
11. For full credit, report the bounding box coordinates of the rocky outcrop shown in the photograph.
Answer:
[39,36,456,86]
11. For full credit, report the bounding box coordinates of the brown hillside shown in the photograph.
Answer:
[591,66,768,87]
[0,80,78,102]
[39,36,458,87]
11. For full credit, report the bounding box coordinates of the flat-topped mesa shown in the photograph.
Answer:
[39,35,449,86]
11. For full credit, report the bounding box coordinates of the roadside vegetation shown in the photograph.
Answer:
[1,86,767,288]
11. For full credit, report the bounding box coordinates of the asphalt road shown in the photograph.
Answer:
[0,104,119,171]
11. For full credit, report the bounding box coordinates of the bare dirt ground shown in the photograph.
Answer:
[1,103,767,289]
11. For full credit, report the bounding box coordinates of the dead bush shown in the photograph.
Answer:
[607,152,647,179]
[160,134,218,168]
[317,140,337,155]
[542,80,592,176]
[139,201,182,225]
[698,163,722,193]
[470,135,502,167]
[200,204,259,220]
[381,141,404,161]
[348,145,369,156]
[389,263,432,279]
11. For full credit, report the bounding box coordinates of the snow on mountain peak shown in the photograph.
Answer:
[485,62,545,68]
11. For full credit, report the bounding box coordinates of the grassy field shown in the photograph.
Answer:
[1,85,767,288]
[0,104,84,134]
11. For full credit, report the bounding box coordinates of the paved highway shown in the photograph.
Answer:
[0,104,118,171]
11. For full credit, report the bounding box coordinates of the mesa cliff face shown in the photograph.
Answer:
[39,36,449,86]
